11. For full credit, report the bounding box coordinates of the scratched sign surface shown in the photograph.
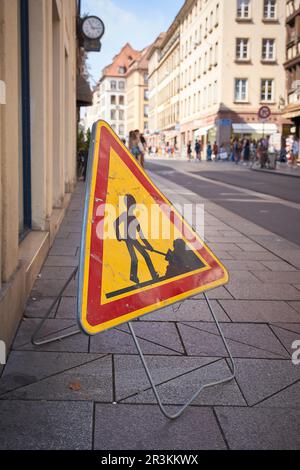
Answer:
[77,121,228,335]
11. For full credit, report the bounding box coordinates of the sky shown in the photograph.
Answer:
[81,0,184,85]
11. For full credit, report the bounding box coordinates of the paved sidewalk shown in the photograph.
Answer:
[0,179,300,450]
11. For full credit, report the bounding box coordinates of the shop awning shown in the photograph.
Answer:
[232,123,278,134]
[194,124,215,136]
[77,75,93,107]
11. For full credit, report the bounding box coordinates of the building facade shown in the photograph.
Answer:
[0,0,77,352]
[148,0,288,154]
[126,46,150,135]
[148,25,181,151]
[82,43,141,138]
[283,0,300,136]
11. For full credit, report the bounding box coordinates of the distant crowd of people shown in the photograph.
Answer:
[185,135,299,169]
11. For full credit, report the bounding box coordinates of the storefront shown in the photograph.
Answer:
[232,122,279,140]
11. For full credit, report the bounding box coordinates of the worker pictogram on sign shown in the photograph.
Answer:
[77,121,229,335]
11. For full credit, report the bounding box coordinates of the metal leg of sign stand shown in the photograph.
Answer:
[31,266,81,346]
[128,292,236,420]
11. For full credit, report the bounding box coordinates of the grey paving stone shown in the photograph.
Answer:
[90,325,183,356]
[253,271,300,284]
[236,243,269,253]
[31,279,77,297]
[227,271,261,284]
[115,355,217,401]
[23,296,58,318]
[233,358,300,406]
[215,407,300,450]
[254,380,300,408]
[223,260,268,271]
[48,244,78,256]
[228,251,282,261]
[270,325,300,353]
[118,322,185,354]
[226,282,300,300]
[44,255,79,267]
[3,355,112,402]
[143,300,230,322]
[56,296,77,319]
[261,261,297,271]
[0,351,104,394]
[219,300,300,323]
[289,301,300,314]
[177,322,289,359]
[39,266,76,280]
[121,359,245,407]
[0,400,92,449]
[191,285,233,300]
[94,404,227,450]
[208,242,243,252]
[12,318,88,353]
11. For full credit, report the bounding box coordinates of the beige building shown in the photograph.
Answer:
[0,0,77,353]
[126,47,151,135]
[147,34,166,145]
[148,0,288,154]
[148,25,180,151]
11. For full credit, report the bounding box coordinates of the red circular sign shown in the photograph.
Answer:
[258,106,271,120]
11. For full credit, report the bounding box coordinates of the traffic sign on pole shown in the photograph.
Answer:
[258,105,271,121]
[78,121,229,335]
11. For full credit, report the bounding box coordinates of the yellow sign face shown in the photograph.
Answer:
[78,121,228,335]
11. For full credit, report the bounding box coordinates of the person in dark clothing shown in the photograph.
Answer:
[187,141,192,161]
[195,140,201,161]
[114,194,158,285]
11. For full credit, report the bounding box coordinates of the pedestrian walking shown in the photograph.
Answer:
[134,129,145,167]
[195,140,201,161]
[243,139,250,164]
[206,141,212,161]
[187,141,192,162]
[233,139,240,164]
[279,138,287,163]
[291,136,299,167]
[213,141,219,161]
[129,130,142,163]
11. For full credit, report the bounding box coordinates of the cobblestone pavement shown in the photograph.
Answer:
[0,173,300,450]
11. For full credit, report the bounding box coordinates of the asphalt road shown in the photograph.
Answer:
[145,160,300,246]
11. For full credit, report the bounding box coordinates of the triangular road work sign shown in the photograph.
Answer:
[78,121,228,335]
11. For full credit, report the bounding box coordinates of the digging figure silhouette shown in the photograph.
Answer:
[165,239,205,278]
[114,194,159,285]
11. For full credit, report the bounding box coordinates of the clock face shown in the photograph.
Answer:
[82,16,104,40]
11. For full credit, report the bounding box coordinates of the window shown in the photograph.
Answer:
[235,78,248,101]
[263,0,276,19]
[119,95,124,105]
[261,79,274,101]
[144,105,149,117]
[118,81,125,90]
[118,66,126,74]
[119,124,124,135]
[111,80,117,90]
[215,4,219,25]
[237,0,250,19]
[111,95,116,105]
[111,109,116,120]
[236,38,249,60]
[119,109,124,120]
[144,121,148,130]
[262,39,275,60]
[144,89,149,101]
[144,73,149,84]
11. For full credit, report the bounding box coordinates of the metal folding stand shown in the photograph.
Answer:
[128,292,235,420]
[31,273,235,420]
[31,266,80,346]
